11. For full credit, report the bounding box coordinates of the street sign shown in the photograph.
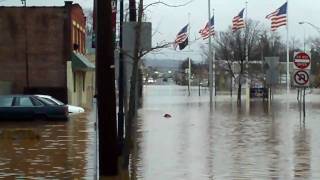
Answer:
[265,57,279,86]
[293,70,310,87]
[293,52,311,70]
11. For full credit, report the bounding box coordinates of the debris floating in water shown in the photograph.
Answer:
[164,114,172,118]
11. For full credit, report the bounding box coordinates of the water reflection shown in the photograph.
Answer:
[132,85,320,179]
[293,126,311,179]
[0,111,96,179]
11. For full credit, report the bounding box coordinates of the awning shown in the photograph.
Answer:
[71,52,95,71]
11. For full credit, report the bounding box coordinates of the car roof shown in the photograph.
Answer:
[0,95,35,97]
[34,94,52,98]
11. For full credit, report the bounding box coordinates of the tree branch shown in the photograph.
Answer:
[138,42,171,58]
[144,0,194,10]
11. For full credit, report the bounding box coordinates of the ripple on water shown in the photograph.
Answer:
[131,86,320,180]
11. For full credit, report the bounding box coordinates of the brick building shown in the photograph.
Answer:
[0,1,95,107]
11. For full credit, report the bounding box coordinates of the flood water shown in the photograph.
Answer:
[0,109,97,179]
[131,85,320,180]
[1,85,320,179]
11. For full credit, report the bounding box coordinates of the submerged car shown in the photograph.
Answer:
[0,95,68,120]
[35,95,85,114]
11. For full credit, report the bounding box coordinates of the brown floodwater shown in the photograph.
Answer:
[1,85,319,179]
[131,85,320,180]
[0,109,97,179]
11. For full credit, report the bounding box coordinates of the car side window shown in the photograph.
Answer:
[0,97,14,107]
[19,97,34,107]
[30,97,44,106]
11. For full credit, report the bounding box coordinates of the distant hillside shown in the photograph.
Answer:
[143,59,183,71]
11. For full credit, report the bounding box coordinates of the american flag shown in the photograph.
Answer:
[199,16,215,40]
[232,9,245,32]
[174,24,189,50]
[266,2,287,31]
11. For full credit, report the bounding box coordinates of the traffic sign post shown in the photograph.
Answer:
[292,51,311,119]
[292,52,311,88]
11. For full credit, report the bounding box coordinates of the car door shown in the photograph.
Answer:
[0,96,15,119]
[14,96,36,119]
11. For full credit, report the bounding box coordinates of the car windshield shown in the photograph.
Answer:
[47,97,65,105]
[0,97,14,107]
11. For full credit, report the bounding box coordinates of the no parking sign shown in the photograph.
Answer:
[293,70,309,87]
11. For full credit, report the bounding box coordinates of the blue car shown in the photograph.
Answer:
[0,95,69,120]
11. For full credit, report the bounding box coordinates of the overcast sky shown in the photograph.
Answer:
[2,0,320,61]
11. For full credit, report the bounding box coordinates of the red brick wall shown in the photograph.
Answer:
[71,4,86,54]
[0,7,71,94]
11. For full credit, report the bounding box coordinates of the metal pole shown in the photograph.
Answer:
[118,0,125,153]
[245,1,250,107]
[303,87,306,118]
[213,41,216,97]
[303,26,306,52]
[208,0,213,104]
[286,0,290,95]
[188,57,191,96]
[96,0,118,176]
[129,0,136,21]
[199,78,201,96]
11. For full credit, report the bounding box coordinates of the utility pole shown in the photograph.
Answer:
[129,0,136,21]
[96,0,118,177]
[22,0,29,89]
[118,0,125,157]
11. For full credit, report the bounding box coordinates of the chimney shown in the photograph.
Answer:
[65,1,73,7]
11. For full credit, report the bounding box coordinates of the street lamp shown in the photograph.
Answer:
[298,22,306,51]
[299,21,320,34]
[299,21,320,52]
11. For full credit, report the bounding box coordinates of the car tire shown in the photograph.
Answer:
[34,114,47,121]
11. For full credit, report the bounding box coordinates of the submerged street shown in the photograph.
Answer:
[131,85,320,180]
[1,85,320,179]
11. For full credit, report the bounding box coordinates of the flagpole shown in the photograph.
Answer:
[208,0,213,105]
[188,13,191,96]
[213,9,216,98]
[188,57,191,96]
[188,13,191,39]
[286,0,290,95]
[245,0,250,107]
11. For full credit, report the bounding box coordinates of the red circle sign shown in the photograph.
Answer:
[294,52,311,69]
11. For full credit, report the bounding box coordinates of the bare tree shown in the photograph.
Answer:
[308,37,320,86]
[213,19,263,103]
